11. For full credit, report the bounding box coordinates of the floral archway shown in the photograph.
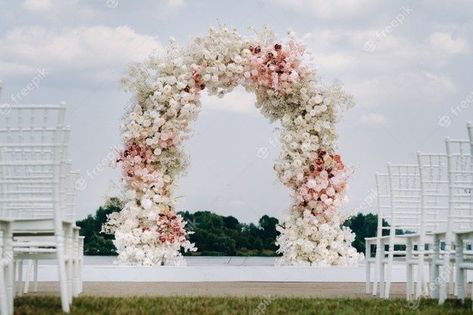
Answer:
[104,27,362,266]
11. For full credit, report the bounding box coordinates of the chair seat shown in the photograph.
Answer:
[13,240,56,247]
[458,261,473,269]
[14,247,56,253]
[11,218,75,236]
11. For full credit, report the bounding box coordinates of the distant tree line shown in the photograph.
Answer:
[76,198,120,255]
[76,198,386,256]
[180,211,279,256]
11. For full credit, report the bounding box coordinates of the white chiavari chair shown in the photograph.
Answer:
[383,163,421,299]
[0,104,73,312]
[432,138,473,304]
[22,166,83,298]
[453,123,473,305]
[402,153,449,300]
[0,77,13,315]
[364,173,391,296]
[0,219,13,315]
[68,171,83,297]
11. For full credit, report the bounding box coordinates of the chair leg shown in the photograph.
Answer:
[456,267,465,301]
[73,257,80,297]
[406,263,413,300]
[450,266,455,296]
[78,237,84,294]
[416,255,425,298]
[431,238,440,299]
[16,260,23,297]
[0,264,8,315]
[66,258,73,304]
[67,230,73,304]
[56,236,70,313]
[379,262,385,298]
[4,227,13,315]
[372,264,378,296]
[5,260,13,315]
[431,263,439,298]
[33,260,38,292]
[423,263,430,296]
[79,255,83,293]
[439,263,450,304]
[23,260,32,294]
[385,256,394,298]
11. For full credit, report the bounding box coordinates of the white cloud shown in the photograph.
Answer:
[22,0,52,11]
[359,113,387,126]
[270,0,379,19]
[155,0,186,17]
[0,61,37,77]
[428,32,470,54]
[201,86,258,114]
[0,26,161,80]
[313,52,354,73]
[350,71,455,108]
[302,26,460,111]
[166,0,185,10]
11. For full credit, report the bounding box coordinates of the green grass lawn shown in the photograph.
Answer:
[14,296,473,315]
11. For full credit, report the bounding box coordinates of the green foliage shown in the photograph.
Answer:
[179,211,279,256]
[77,198,384,256]
[76,197,122,255]
[343,213,389,254]
[14,296,473,315]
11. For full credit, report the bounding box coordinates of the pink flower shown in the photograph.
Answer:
[296,149,349,217]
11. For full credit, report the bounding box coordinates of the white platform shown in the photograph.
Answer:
[29,256,410,282]
[35,264,407,282]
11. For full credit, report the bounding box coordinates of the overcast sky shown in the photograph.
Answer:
[1,0,472,223]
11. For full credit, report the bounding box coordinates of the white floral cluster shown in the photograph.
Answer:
[276,210,361,266]
[104,26,361,266]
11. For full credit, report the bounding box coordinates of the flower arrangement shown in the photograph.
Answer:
[103,27,362,266]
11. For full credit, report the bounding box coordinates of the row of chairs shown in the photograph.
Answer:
[0,103,83,314]
[365,122,473,305]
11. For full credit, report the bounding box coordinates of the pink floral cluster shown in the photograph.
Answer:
[156,212,188,245]
[245,40,306,94]
[117,142,157,189]
[192,67,207,92]
[297,150,347,218]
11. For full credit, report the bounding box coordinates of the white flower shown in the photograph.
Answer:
[141,198,153,210]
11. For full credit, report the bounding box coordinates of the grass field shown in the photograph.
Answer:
[13,296,473,315]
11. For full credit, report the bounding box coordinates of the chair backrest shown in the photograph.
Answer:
[468,122,473,155]
[387,163,421,232]
[375,172,390,215]
[0,104,67,145]
[63,169,80,222]
[417,153,449,233]
[445,138,473,236]
[374,172,390,237]
[0,105,70,223]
